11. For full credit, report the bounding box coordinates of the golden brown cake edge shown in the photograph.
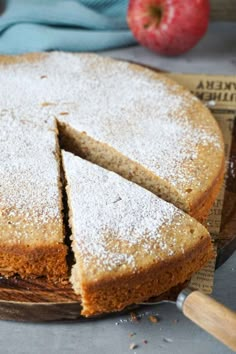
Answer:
[189,157,225,222]
[77,235,213,317]
[0,243,68,281]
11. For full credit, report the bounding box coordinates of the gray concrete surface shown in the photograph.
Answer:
[0,22,235,354]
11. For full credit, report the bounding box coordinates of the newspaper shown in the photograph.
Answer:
[166,73,236,293]
[210,0,236,22]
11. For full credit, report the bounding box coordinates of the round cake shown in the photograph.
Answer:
[0,53,224,315]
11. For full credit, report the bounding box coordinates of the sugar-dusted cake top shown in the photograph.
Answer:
[0,114,63,244]
[0,52,224,203]
[63,151,208,279]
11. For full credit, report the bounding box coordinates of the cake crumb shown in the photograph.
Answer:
[128,332,136,337]
[149,315,159,323]
[129,343,138,350]
[172,319,179,324]
[41,101,55,107]
[60,279,69,286]
[142,339,148,344]
[130,312,139,322]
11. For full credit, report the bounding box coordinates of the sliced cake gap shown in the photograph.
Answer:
[57,128,75,275]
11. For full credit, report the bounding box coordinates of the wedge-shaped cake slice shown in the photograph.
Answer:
[62,151,213,316]
[0,115,67,281]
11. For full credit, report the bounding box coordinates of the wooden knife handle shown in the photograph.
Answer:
[176,289,236,351]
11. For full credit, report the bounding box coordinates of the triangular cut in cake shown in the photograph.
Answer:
[62,151,213,317]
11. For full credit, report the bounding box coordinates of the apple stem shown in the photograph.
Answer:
[149,5,163,25]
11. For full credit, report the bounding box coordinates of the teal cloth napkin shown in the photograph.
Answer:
[0,0,136,54]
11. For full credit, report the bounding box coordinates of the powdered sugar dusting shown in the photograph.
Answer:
[0,113,62,241]
[0,52,222,239]
[63,151,198,272]
[52,53,222,191]
[0,52,222,202]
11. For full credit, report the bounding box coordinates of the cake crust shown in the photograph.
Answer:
[0,244,67,281]
[189,156,225,221]
[76,237,212,316]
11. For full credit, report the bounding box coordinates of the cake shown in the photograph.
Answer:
[62,151,213,316]
[0,114,67,281]
[0,52,224,311]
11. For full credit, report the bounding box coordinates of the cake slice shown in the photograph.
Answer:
[62,151,213,317]
[0,115,67,281]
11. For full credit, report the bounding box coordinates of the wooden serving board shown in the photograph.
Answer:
[0,278,83,322]
[0,72,235,322]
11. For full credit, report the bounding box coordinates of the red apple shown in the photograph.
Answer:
[127,0,210,56]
